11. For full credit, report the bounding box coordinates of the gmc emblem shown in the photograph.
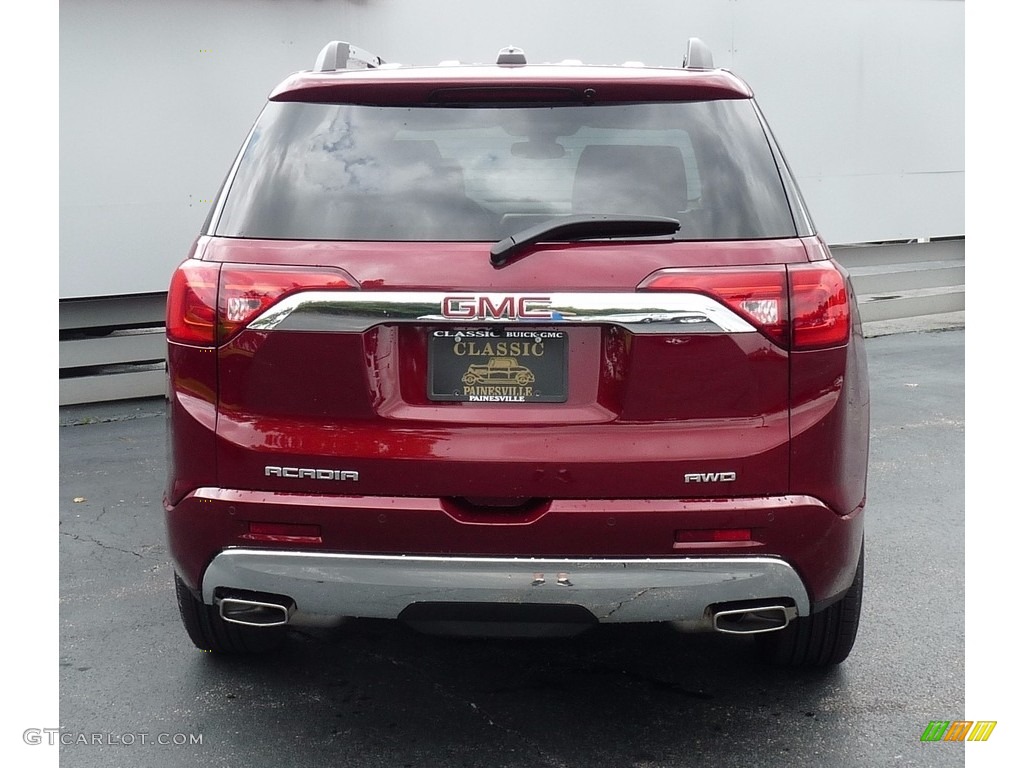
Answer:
[441,295,554,320]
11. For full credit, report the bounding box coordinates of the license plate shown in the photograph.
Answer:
[428,328,568,403]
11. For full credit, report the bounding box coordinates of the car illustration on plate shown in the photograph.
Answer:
[462,357,536,386]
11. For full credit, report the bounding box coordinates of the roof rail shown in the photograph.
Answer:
[314,41,385,72]
[682,38,714,70]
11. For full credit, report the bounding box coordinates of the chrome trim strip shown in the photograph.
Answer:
[247,291,756,334]
[202,551,810,625]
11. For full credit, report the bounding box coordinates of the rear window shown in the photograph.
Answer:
[214,100,797,241]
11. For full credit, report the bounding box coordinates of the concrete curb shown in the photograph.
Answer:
[862,311,965,339]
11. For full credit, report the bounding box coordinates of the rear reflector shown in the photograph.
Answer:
[244,522,322,544]
[675,528,753,543]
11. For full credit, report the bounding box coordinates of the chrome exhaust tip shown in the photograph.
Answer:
[712,604,795,635]
[217,594,295,627]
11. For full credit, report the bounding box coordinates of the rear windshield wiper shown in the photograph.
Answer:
[490,214,680,266]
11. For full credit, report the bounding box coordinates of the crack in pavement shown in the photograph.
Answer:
[599,588,652,620]
[59,530,154,560]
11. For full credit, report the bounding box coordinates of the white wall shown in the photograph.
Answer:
[59,0,964,298]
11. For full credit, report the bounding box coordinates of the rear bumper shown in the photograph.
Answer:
[166,489,864,612]
[202,550,811,626]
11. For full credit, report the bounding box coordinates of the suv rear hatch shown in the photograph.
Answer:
[181,92,847,506]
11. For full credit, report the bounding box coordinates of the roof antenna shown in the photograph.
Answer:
[683,38,714,70]
[496,46,527,66]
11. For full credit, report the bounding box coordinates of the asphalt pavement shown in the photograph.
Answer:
[56,328,966,768]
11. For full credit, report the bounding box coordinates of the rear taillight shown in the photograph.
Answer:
[217,265,357,341]
[639,266,789,347]
[789,262,850,349]
[167,260,219,345]
[639,260,850,350]
[166,260,357,346]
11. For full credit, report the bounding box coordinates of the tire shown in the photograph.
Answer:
[757,542,864,668]
[174,573,286,654]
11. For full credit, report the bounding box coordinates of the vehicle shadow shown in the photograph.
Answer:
[187,618,855,768]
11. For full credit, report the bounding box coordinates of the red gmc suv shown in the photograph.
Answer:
[165,39,869,666]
